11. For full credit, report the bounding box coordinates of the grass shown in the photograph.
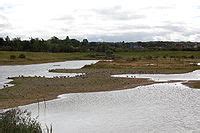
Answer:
[1,50,200,65]
[82,59,200,74]
[0,51,93,65]
[115,51,200,59]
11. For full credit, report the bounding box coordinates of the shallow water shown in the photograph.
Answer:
[21,82,200,133]
[2,60,200,132]
[19,68,200,133]
[0,60,98,89]
[112,70,200,82]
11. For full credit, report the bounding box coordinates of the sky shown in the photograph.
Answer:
[0,0,200,42]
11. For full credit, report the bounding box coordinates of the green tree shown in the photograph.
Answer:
[82,39,89,45]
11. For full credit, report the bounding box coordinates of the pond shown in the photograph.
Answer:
[18,65,200,132]
[2,60,200,132]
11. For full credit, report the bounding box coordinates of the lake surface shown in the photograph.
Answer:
[2,60,200,132]
[21,82,200,133]
[18,66,200,132]
[0,60,98,89]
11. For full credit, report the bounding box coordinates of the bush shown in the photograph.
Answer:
[105,49,114,58]
[18,54,26,59]
[0,108,42,133]
[10,55,16,59]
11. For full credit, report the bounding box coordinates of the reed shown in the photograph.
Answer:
[0,108,53,133]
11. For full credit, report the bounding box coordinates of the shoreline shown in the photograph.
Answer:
[0,73,154,109]
[182,81,200,89]
[1,59,200,109]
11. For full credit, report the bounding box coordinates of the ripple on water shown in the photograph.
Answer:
[20,82,200,133]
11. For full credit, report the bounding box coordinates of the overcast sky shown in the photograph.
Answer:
[0,0,200,42]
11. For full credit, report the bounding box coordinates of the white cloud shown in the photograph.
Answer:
[0,0,200,41]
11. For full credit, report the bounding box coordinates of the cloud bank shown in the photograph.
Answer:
[0,0,200,42]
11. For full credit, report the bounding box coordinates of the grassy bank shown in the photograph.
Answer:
[0,51,93,65]
[1,50,200,65]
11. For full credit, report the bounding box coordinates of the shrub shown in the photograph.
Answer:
[0,108,42,133]
[18,54,26,59]
[105,49,114,58]
[10,55,16,59]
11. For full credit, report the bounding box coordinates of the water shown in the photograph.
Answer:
[2,61,200,132]
[112,70,200,82]
[21,82,200,133]
[18,68,200,132]
[0,60,98,89]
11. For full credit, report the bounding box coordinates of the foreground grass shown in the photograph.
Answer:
[0,68,153,109]
[0,109,43,133]
[0,51,93,65]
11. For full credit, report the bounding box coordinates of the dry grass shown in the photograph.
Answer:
[183,81,200,89]
[84,59,200,74]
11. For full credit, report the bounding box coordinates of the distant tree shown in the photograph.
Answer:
[105,49,114,58]
[0,37,4,45]
[82,39,89,45]
[65,36,70,41]
[5,36,10,42]
[50,36,59,44]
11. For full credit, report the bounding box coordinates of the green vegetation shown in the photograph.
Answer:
[0,51,93,65]
[10,55,16,60]
[82,57,200,74]
[1,50,200,65]
[115,51,200,60]
[1,36,200,53]
[0,108,42,133]
[18,54,26,59]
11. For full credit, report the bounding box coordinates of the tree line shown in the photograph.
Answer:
[0,36,200,53]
